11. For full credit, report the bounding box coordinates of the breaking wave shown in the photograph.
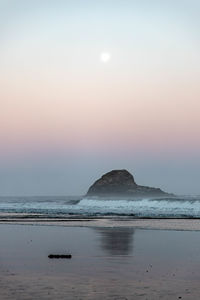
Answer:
[76,197,200,217]
[0,196,200,218]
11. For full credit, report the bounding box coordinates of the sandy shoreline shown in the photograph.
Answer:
[1,223,200,299]
[0,224,200,299]
[0,217,200,231]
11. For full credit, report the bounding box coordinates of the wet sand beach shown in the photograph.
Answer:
[1,215,200,231]
[0,223,200,299]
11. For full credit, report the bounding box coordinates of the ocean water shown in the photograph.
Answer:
[0,195,200,218]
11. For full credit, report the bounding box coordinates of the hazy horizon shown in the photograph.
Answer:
[1,0,200,196]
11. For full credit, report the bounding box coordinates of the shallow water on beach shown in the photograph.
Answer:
[0,225,200,299]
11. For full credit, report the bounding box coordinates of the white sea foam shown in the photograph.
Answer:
[0,196,200,217]
[74,197,200,217]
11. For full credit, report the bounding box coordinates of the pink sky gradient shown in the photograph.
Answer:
[1,0,200,195]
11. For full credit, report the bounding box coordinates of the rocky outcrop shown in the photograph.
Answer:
[86,169,170,197]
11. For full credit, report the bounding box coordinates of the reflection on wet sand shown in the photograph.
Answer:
[95,227,135,256]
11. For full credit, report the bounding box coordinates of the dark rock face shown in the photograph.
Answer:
[87,169,169,197]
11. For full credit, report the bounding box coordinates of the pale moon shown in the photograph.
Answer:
[100,52,111,63]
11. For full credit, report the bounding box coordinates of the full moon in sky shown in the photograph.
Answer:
[100,52,111,63]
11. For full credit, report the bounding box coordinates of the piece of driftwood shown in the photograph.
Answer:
[48,254,72,259]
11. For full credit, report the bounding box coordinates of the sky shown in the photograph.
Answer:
[0,0,200,195]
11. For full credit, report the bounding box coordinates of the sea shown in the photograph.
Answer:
[0,195,200,218]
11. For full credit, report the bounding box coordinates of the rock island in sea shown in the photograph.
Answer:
[86,169,171,198]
